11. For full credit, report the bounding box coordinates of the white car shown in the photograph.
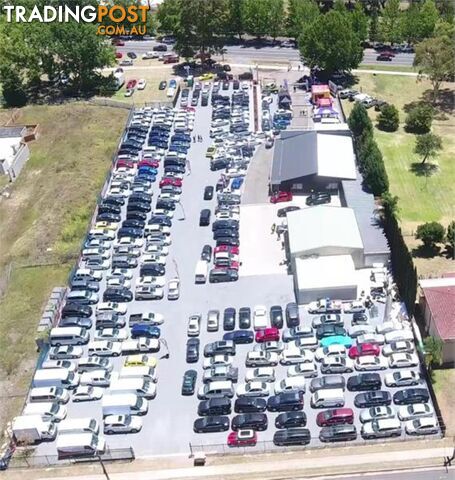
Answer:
[236,381,270,397]
[360,406,396,423]
[287,362,318,378]
[97,302,127,315]
[80,370,111,387]
[280,348,314,365]
[104,414,143,434]
[107,277,131,289]
[107,187,130,198]
[114,237,144,248]
[245,351,279,367]
[49,346,83,359]
[289,335,319,351]
[349,325,375,338]
[274,376,306,395]
[354,355,388,371]
[142,253,167,265]
[253,305,267,330]
[203,354,233,369]
[405,416,439,436]
[315,345,346,361]
[137,79,147,90]
[145,224,171,236]
[382,341,415,357]
[136,276,166,288]
[388,352,419,368]
[385,370,421,388]
[385,329,414,344]
[320,356,354,374]
[356,333,385,346]
[254,341,284,353]
[85,258,110,270]
[110,268,133,280]
[167,277,180,300]
[187,315,201,337]
[145,244,169,256]
[121,338,160,354]
[216,211,240,221]
[124,89,134,97]
[398,403,434,421]
[207,310,220,332]
[376,321,404,335]
[343,301,365,313]
[73,385,104,402]
[95,328,128,342]
[245,367,275,383]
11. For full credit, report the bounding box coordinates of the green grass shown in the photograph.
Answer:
[356,64,418,73]
[432,369,455,435]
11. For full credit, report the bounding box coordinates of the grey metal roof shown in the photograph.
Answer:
[0,126,26,138]
[271,130,318,185]
[342,172,390,256]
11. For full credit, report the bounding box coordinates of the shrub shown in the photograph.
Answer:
[415,221,445,247]
[377,104,399,132]
[348,102,372,138]
[405,104,434,133]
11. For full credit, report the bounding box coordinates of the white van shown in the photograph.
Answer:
[30,387,70,404]
[58,418,99,436]
[109,378,157,399]
[310,388,345,408]
[88,340,122,357]
[195,260,208,284]
[197,381,234,400]
[102,393,148,416]
[119,366,157,383]
[73,268,103,282]
[49,327,90,347]
[56,432,106,458]
[23,402,67,422]
[33,369,79,389]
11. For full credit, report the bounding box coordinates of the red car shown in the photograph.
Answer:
[126,79,137,90]
[316,408,354,427]
[112,39,125,46]
[348,343,380,359]
[227,429,257,447]
[270,191,293,204]
[215,260,240,270]
[163,55,179,64]
[159,177,183,188]
[255,327,280,343]
[214,245,240,255]
[184,106,196,112]
[115,52,123,59]
[116,160,135,169]
[140,160,159,169]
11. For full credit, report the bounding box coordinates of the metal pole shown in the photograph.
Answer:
[97,456,111,480]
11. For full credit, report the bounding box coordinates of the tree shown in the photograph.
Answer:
[405,104,434,134]
[414,35,455,103]
[417,0,439,39]
[350,2,369,42]
[446,220,455,253]
[156,0,181,34]
[423,336,444,369]
[377,104,399,132]
[414,133,442,164]
[227,0,245,39]
[268,0,285,40]
[299,11,363,74]
[369,11,380,42]
[436,0,455,23]
[286,0,320,40]
[363,145,389,195]
[243,0,273,38]
[380,0,403,44]
[381,192,400,220]
[416,222,445,248]
[401,2,422,43]
[348,102,373,138]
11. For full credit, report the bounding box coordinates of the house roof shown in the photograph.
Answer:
[420,277,455,340]
[287,205,364,257]
[0,126,26,138]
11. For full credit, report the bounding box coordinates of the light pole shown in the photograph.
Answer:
[172,257,180,278]
[177,201,186,221]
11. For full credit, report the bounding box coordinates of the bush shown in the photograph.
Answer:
[1,71,27,107]
[348,102,373,138]
[405,104,434,134]
[446,220,455,252]
[364,147,389,195]
[377,104,399,132]
[416,222,445,248]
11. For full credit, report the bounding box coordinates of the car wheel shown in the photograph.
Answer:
[107,430,114,434]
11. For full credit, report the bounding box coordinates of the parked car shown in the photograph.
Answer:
[319,425,357,443]
[193,416,230,433]
[316,408,354,427]
[354,391,392,408]
[393,388,429,406]
[182,370,197,396]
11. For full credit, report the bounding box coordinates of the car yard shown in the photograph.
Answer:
[17,77,441,462]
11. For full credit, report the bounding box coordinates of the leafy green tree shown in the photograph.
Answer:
[227,0,245,39]
[156,0,181,34]
[424,336,444,369]
[286,0,320,40]
[350,2,369,42]
[436,0,455,23]
[369,11,380,42]
[401,2,422,43]
[405,104,434,134]
[0,70,27,107]
[418,0,439,39]
[414,35,455,103]
[416,222,445,248]
[348,102,373,138]
[363,144,389,195]
[299,11,363,74]
[380,0,403,43]
[243,0,272,38]
[269,0,285,40]
[446,220,455,253]
[381,192,400,220]
[377,104,399,132]
[333,0,347,13]
[414,133,442,164]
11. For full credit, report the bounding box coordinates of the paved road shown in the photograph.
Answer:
[117,41,415,67]
[310,466,454,480]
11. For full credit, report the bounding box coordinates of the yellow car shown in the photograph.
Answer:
[199,73,214,81]
[205,146,217,158]
[124,354,157,368]
[94,221,118,231]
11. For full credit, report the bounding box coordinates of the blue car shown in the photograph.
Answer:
[320,335,353,348]
[138,166,158,176]
[231,178,244,190]
[131,324,161,339]
[169,79,177,88]
[223,330,254,345]
[169,145,189,154]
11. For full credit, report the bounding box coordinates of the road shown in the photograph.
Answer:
[310,466,454,480]
[117,40,415,67]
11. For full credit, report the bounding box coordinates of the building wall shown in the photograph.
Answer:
[8,143,30,180]
[295,283,357,304]
[364,252,390,268]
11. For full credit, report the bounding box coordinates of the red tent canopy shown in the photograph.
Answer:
[317,97,332,107]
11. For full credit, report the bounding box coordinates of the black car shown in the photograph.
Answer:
[97,212,121,223]
[156,200,176,211]
[117,227,143,239]
[70,279,99,292]
[223,308,236,331]
[347,373,382,392]
[305,192,331,206]
[103,287,133,303]
[223,330,254,344]
[186,338,200,363]
[285,302,300,328]
[319,425,357,443]
[127,52,137,59]
[209,267,239,282]
[199,209,211,227]
[98,204,121,215]
[139,263,165,277]
[239,307,251,329]
[267,392,304,412]
[203,340,236,357]
[212,220,239,232]
[273,428,311,446]
[149,216,172,227]
[203,186,214,201]
[198,397,231,416]
[61,303,92,319]
[354,391,392,408]
[127,202,152,213]
[193,415,230,433]
[215,237,240,247]
[231,413,268,431]
[234,397,267,414]
[393,388,429,405]
[352,313,369,325]
[316,325,347,340]
[275,411,307,429]
[103,196,125,206]
[129,192,152,203]
[122,219,145,230]
[181,370,197,396]
[270,305,284,329]
[126,211,148,222]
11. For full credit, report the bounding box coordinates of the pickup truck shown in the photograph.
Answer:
[121,338,160,354]
[307,299,342,315]
[129,313,164,326]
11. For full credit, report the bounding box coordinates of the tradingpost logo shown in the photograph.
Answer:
[2,3,150,36]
